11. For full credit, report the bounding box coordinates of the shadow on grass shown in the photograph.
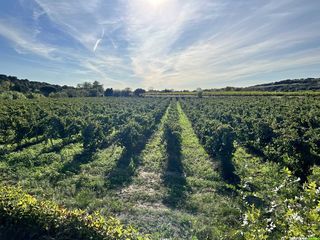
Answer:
[59,148,95,175]
[162,127,188,208]
[106,133,155,189]
[1,137,45,155]
[106,107,169,189]
[106,149,138,189]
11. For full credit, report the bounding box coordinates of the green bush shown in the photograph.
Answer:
[0,185,148,240]
[0,91,27,100]
[238,168,320,239]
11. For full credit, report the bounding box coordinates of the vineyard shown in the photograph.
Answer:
[0,96,319,239]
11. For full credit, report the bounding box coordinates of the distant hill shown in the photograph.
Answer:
[245,78,320,92]
[1,74,320,99]
[0,74,106,98]
[0,74,75,96]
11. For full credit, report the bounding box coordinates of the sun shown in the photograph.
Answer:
[146,0,168,8]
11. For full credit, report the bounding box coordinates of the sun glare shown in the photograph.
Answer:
[146,0,168,8]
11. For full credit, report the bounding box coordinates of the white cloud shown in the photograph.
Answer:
[0,19,56,58]
[121,0,320,89]
[1,0,319,88]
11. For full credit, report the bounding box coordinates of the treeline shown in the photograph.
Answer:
[51,86,146,98]
[0,74,146,99]
[203,78,320,92]
[0,74,68,95]
[146,78,320,94]
[1,74,319,100]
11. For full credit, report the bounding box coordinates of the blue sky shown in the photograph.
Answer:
[0,0,319,89]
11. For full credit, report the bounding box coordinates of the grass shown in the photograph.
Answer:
[177,101,242,238]
[177,102,220,182]
[114,105,192,238]
[115,102,243,239]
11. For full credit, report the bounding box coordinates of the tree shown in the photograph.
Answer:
[133,88,146,96]
[82,82,93,89]
[104,88,113,97]
[88,89,100,97]
[121,88,132,97]
[0,81,11,92]
[112,90,121,97]
[64,89,78,98]
[40,86,57,96]
[92,81,104,96]
[225,86,235,91]
[197,89,203,98]
[12,83,29,93]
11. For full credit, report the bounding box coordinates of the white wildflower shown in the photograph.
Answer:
[293,177,301,183]
[291,213,303,223]
[273,187,279,192]
[242,214,248,226]
[266,221,276,232]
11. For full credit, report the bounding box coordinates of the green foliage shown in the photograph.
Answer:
[26,92,46,99]
[0,91,27,100]
[233,147,320,239]
[308,166,320,185]
[181,97,320,180]
[133,88,146,96]
[0,185,148,240]
[1,96,320,239]
[82,122,105,151]
[238,179,320,239]
[197,90,203,98]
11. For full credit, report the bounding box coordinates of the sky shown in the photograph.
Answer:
[0,0,319,90]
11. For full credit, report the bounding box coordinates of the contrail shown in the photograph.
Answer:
[93,39,102,52]
[93,28,105,52]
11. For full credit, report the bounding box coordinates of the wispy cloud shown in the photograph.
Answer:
[0,18,56,58]
[0,0,319,88]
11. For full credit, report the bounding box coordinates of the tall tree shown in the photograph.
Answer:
[104,88,113,97]
[133,88,146,96]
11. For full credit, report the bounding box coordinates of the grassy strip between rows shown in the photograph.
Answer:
[0,185,148,240]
